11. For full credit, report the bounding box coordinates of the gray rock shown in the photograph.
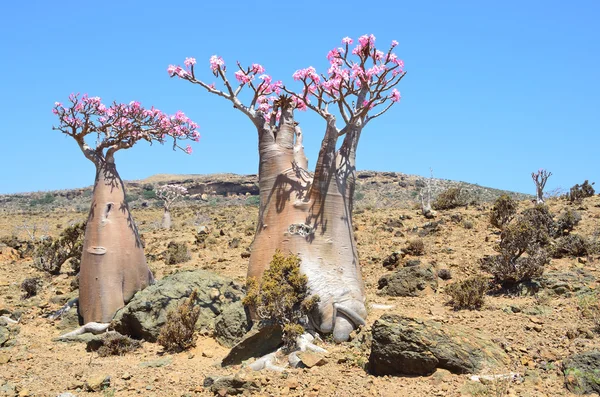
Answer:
[221,323,283,366]
[377,265,438,297]
[382,251,405,270]
[563,351,600,394]
[369,314,509,376]
[0,324,19,348]
[214,301,249,347]
[203,372,260,395]
[139,357,172,368]
[112,270,244,342]
[540,270,595,297]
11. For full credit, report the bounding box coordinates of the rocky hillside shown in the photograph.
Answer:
[0,171,531,214]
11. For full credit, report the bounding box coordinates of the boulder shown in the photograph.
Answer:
[563,351,600,394]
[369,314,509,376]
[214,301,249,347]
[112,270,244,342]
[203,372,260,395]
[221,323,283,366]
[540,270,596,297]
[377,265,438,297]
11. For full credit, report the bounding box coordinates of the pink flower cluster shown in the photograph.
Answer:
[289,34,405,113]
[53,93,200,153]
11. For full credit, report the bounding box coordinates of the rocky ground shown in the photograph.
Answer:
[0,174,599,397]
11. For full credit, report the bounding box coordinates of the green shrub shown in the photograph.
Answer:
[433,187,465,210]
[519,205,555,246]
[243,251,319,348]
[489,195,517,229]
[245,195,260,206]
[163,241,191,265]
[445,276,489,310]
[568,180,595,202]
[29,193,55,207]
[33,221,86,275]
[157,290,201,352]
[142,189,157,200]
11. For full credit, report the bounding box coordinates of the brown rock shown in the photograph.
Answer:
[297,351,328,368]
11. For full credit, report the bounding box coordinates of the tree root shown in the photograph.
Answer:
[0,316,18,325]
[57,322,110,339]
[247,332,328,372]
[48,297,79,320]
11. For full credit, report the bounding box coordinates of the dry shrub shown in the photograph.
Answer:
[568,180,595,203]
[445,276,489,310]
[243,251,319,348]
[157,290,200,352]
[482,247,548,288]
[520,205,555,243]
[433,187,465,210]
[405,239,425,256]
[33,221,86,275]
[95,332,141,357]
[164,241,191,265]
[21,277,40,299]
[553,234,593,258]
[489,195,517,229]
[555,209,581,236]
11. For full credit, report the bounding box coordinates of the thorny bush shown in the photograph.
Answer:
[33,221,86,275]
[445,276,489,310]
[489,194,517,229]
[157,290,201,352]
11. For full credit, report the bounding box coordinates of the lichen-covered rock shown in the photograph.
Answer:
[540,270,596,297]
[112,270,244,342]
[204,372,260,395]
[377,265,438,297]
[221,323,283,366]
[369,314,509,376]
[214,301,249,347]
[563,351,600,394]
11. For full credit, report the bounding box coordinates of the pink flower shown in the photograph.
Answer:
[342,37,353,45]
[185,145,193,154]
[258,74,272,84]
[251,63,265,74]
[209,55,225,73]
[167,65,176,76]
[184,57,196,67]
[391,40,399,47]
[234,70,253,84]
[374,50,385,61]
[390,89,401,102]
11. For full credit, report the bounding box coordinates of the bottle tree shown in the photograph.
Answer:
[156,184,188,229]
[52,94,199,325]
[169,34,405,342]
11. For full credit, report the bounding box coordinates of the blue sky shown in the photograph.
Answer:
[0,0,598,195]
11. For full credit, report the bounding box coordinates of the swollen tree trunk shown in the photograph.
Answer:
[79,154,154,324]
[162,207,172,229]
[248,108,367,342]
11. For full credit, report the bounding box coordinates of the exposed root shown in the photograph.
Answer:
[369,303,395,310]
[57,322,110,339]
[48,297,78,320]
[469,372,521,383]
[334,303,366,327]
[0,316,18,325]
[247,332,328,372]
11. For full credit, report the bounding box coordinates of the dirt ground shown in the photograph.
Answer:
[1,193,599,397]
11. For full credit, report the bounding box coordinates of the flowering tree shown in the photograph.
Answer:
[169,34,405,342]
[52,94,199,325]
[156,184,188,229]
[531,169,552,204]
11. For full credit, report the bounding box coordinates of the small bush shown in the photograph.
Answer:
[405,239,425,256]
[164,241,191,265]
[553,234,592,258]
[568,180,595,202]
[482,247,548,287]
[555,209,581,236]
[462,220,474,229]
[33,221,86,275]
[578,293,600,333]
[437,268,452,280]
[244,251,319,348]
[21,277,40,299]
[95,332,141,357]
[29,193,56,207]
[433,187,464,210]
[489,195,517,229]
[157,290,201,352]
[445,276,489,310]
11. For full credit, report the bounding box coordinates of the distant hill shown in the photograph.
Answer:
[0,171,532,213]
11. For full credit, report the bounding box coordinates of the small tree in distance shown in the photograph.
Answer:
[169,34,406,342]
[532,169,552,204]
[52,94,199,325]
[156,184,188,229]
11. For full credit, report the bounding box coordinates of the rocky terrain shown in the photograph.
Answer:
[0,172,599,397]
